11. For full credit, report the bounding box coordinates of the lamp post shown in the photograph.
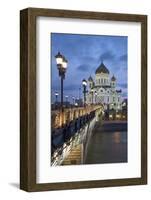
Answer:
[65,95,68,108]
[79,87,81,100]
[55,52,68,113]
[55,92,59,109]
[55,92,59,103]
[94,91,97,104]
[72,96,75,107]
[91,88,94,105]
[82,79,87,107]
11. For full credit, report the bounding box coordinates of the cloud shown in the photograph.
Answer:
[99,50,115,62]
[119,54,127,61]
[64,83,80,91]
[81,56,96,63]
[77,64,91,72]
[118,83,127,89]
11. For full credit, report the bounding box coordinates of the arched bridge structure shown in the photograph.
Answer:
[51,105,103,166]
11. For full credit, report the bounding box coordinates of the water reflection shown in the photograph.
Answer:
[84,131,127,164]
[62,131,127,165]
[113,132,121,144]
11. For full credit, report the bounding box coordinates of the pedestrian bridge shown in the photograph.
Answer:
[51,105,103,166]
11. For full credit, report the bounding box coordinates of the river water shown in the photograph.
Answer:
[84,129,127,164]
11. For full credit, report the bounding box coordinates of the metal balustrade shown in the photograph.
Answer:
[51,105,103,164]
[51,105,102,128]
[51,111,96,157]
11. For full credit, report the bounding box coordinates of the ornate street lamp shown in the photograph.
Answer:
[91,88,94,104]
[54,92,59,109]
[65,95,68,107]
[82,79,87,107]
[72,96,75,106]
[55,92,59,103]
[55,52,68,112]
[94,91,97,104]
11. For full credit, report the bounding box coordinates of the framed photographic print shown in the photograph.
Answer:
[20,8,147,191]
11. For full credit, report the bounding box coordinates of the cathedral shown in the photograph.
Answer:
[86,62,122,111]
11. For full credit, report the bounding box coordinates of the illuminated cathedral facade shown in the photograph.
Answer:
[86,62,122,111]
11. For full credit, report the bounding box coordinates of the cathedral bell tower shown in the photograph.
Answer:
[111,75,116,88]
[88,76,94,89]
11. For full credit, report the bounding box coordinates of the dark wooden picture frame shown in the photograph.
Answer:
[20,7,147,192]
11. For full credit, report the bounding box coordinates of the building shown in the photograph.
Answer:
[86,62,122,112]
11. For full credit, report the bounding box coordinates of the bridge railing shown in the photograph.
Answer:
[51,104,102,129]
[51,105,103,164]
[51,111,96,157]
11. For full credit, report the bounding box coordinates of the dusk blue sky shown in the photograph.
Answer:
[51,33,127,103]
